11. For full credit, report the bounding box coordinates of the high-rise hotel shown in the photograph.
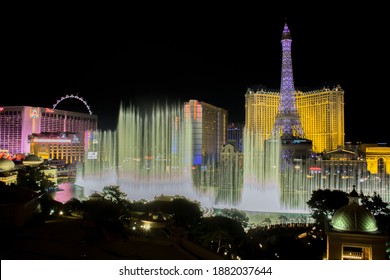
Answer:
[245,24,345,153]
[184,100,228,165]
[245,85,344,153]
[0,105,97,162]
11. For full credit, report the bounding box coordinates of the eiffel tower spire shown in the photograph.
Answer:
[271,21,305,139]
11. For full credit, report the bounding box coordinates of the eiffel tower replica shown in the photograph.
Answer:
[268,21,313,167]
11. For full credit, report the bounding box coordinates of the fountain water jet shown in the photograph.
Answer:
[76,102,308,213]
[76,103,198,202]
[239,130,284,213]
[75,102,389,214]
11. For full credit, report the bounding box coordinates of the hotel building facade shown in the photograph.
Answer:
[0,106,97,162]
[227,122,244,152]
[184,100,228,165]
[245,85,344,153]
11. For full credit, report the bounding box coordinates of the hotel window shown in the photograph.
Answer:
[342,245,371,260]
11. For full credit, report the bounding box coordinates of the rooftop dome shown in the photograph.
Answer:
[0,158,15,171]
[24,154,43,162]
[23,154,43,166]
[331,186,378,232]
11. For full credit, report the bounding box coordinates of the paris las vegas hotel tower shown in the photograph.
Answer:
[245,22,344,154]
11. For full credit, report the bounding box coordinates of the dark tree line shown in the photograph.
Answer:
[307,188,390,233]
[5,170,390,259]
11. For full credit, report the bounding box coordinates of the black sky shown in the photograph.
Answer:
[3,4,388,144]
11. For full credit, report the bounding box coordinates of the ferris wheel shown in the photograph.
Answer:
[52,94,92,115]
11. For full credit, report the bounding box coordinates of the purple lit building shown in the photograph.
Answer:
[0,106,97,157]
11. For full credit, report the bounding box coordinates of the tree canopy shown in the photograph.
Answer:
[16,166,56,192]
[190,215,245,258]
[360,191,390,233]
[102,185,128,203]
[306,189,349,229]
[216,208,249,228]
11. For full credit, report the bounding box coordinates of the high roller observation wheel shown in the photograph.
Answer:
[53,94,93,115]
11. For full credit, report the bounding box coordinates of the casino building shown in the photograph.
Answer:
[184,99,228,165]
[245,21,344,154]
[245,85,344,154]
[0,102,97,161]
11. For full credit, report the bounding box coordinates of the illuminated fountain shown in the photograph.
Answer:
[76,103,198,202]
[75,21,389,214]
[239,131,283,212]
[74,102,389,213]
[75,102,288,212]
[76,129,118,188]
[75,101,314,213]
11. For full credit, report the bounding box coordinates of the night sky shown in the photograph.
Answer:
[3,4,388,144]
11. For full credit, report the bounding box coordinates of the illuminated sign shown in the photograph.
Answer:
[45,108,54,113]
[31,108,39,119]
[72,134,80,143]
[309,167,321,171]
[88,152,98,159]
[33,139,72,143]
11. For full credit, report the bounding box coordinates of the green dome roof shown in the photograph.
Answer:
[24,154,43,162]
[0,158,15,171]
[331,202,378,232]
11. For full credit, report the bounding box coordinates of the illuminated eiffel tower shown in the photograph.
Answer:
[272,21,304,139]
[270,21,312,163]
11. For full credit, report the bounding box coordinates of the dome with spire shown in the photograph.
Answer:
[331,186,378,232]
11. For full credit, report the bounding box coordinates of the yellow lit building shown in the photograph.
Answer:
[29,132,84,164]
[245,85,344,153]
[364,146,390,175]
